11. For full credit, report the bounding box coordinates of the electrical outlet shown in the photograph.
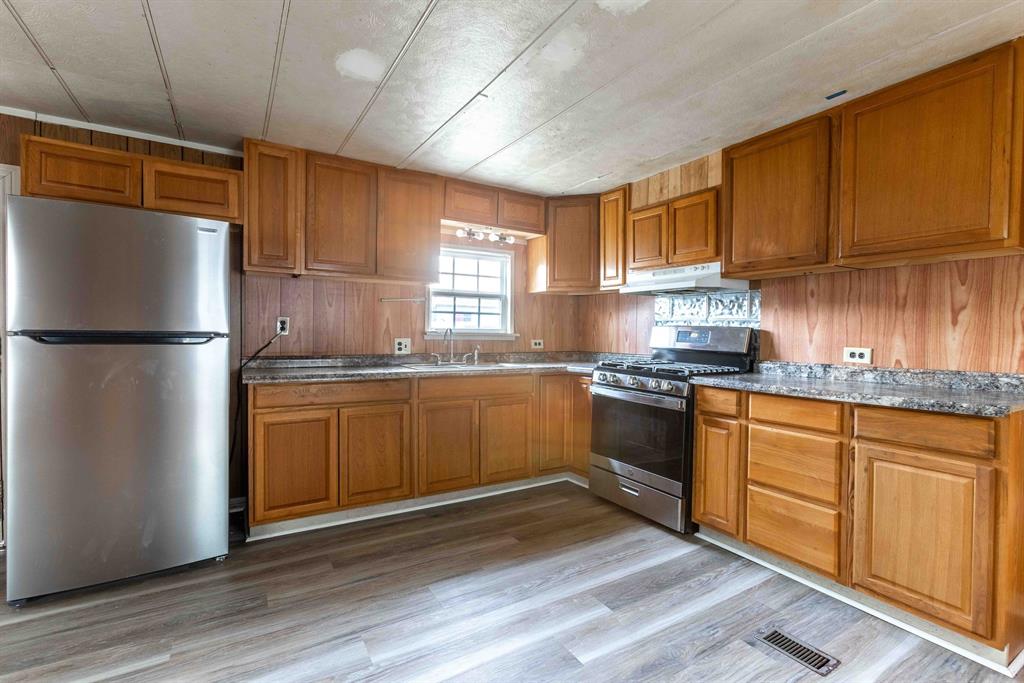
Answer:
[393,338,411,355]
[276,317,290,335]
[531,339,544,349]
[843,346,872,364]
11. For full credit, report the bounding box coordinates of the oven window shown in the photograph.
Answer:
[591,392,686,483]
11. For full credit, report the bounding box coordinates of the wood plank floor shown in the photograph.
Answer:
[0,482,1017,681]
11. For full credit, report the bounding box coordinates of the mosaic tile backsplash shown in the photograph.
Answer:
[654,291,761,328]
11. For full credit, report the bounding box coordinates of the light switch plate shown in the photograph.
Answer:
[843,346,872,364]
[394,338,411,355]
[531,339,544,349]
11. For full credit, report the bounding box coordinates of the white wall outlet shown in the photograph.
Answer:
[843,346,873,364]
[394,338,411,355]
[531,339,544,349]
[276,317,290,335]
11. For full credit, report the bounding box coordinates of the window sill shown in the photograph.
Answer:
[424,332,519,341]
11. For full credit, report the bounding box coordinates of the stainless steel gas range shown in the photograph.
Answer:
[588,325,755,532]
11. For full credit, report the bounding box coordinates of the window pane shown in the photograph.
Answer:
[453,274,478,291]
[455,297,479,313]
[479,314,501,329]
[478,259,501,277]
[439,255,454,274]
[479,298,502,314]
[478,276,501,293]
[431,295,454,311]
[438,273,454,289]
[431,313,453,329]
[453,257,477,275]
[455,313,478,328]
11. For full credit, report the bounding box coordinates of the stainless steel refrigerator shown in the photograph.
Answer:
[4,195,230,603]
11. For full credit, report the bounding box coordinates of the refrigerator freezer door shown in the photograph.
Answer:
[5,335,229,601]
[6,196,229,334]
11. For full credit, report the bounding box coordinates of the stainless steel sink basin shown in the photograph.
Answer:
[402,363,469,370]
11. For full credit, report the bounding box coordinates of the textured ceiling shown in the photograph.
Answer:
[1,0,1022,195]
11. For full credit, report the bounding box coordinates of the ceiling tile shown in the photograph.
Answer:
[267,0,429,153]
[14,0,177,137]
[0,7,80,117]
[148,0,282,148]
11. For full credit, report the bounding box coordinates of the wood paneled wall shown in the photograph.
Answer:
[760,256,1024,373]
[576,292,656,355]
[243,238,579,357]
[630,151,722,210]
[0,113,241,169]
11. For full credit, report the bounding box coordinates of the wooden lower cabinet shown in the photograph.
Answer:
[538,374,573,472]
[570,377,592,474]
[746,484,841,579]
[339,403,412,506]
[480,397,533,484]
[418,399,480,494]
[692,413,742,536]
[251,408,339,524]
[852,441,995,637]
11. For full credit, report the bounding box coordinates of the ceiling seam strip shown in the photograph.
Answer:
[140,0,185,140]
[261,0,292,141]
[396,0,582,169]
[1,0,90,122]
[335,0,441,155]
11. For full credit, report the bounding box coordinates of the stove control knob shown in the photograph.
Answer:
[608,375,620,384]
[597,372,608,382]
[650,379,662,390]
[628,376,640,387]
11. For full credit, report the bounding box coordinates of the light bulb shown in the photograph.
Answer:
[488,232,500,242]
[455,228,467,238]
[505,235,515,245]
[473,231,485,240]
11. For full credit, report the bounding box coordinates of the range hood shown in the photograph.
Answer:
[619,262,749,295]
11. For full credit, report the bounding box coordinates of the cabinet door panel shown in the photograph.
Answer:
[693,414,741,536]
[599,188,627,288]
[444,180,498,225]
[340,403,411,506]
[538,375,573,472]
[377,168,442,282]
[306,153,377,275]
[418,400,479,494]
[244,140,303,273]
[143,159,241,221]
[547,196,599,290]
[723,117,831,276]
[747,484,840,578]
[22,137,141,206]
[668,189,716,265]
[627,204,668,269]
[480,397,532,483]
[747,425,842,506]
[839,45,1012,261]
[251,408,339,523]
[853,442,994,637]
[570,377,593,475]
[497,191,545,234]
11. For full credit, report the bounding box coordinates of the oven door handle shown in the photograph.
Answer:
[590,385,687,412]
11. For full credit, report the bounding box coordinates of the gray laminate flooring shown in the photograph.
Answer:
[0,482,1016,681]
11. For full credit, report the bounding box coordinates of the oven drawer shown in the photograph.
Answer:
[589,466,683,531]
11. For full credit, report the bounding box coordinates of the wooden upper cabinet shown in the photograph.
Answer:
[22,136,141,206]
[377,167,442,282]
[244,139,304,273]
[853,442,995,637]
[142,159,241,221]
[418,399,479,494]
[547,195,599,291]
[692,413,742,537]
[667,189,717,266]
[722,116,833,277]
[838,44,1016,263]
[444,179,498,225]
[305,153,377,275]
[599,187,627,288]
[339,403,412,506]
[627,204,669,269]
[497,190,545,234]
[480,396,533,484]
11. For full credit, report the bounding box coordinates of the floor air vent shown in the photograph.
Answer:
[754,627,840,676]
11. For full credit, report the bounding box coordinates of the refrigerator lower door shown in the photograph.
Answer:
[5,336,229,602]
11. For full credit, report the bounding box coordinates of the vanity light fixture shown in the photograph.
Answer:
[454,227,515,245]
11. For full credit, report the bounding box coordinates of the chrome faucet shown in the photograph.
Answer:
[462,345,480,365]
[443,328,455,364]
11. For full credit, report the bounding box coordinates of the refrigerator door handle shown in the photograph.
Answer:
[20,333,222,345]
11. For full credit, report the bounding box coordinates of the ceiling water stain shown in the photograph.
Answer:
[334,48,388,82]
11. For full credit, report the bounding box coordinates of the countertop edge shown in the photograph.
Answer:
[242,364,595,385]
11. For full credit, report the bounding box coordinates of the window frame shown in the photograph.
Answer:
[424,246,516,340]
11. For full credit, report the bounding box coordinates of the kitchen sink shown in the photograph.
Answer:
[402,362,514,371]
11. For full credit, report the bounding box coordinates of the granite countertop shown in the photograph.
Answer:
[243,361,596,384]
[690,371,1024,418]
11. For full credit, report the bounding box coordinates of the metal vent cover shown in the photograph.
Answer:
[754,627,840,676]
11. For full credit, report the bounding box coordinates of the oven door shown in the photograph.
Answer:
[589,384,688,497]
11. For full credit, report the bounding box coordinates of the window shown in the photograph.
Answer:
[427,247,514,338]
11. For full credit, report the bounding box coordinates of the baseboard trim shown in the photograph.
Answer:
[247,473,589,542]
[696,530,1020,678]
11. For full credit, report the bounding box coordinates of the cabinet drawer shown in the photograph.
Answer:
[749,393,842,433]
[253,380,412,409]
[746,484,840,578]
[853,407,995,458]
[418,374,534,400]
[22,136,142,206]
[696,386,741,417]
[748,425,842,506]
[143,159,242,221]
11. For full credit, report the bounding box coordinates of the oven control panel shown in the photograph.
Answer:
[592,370,690,397]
